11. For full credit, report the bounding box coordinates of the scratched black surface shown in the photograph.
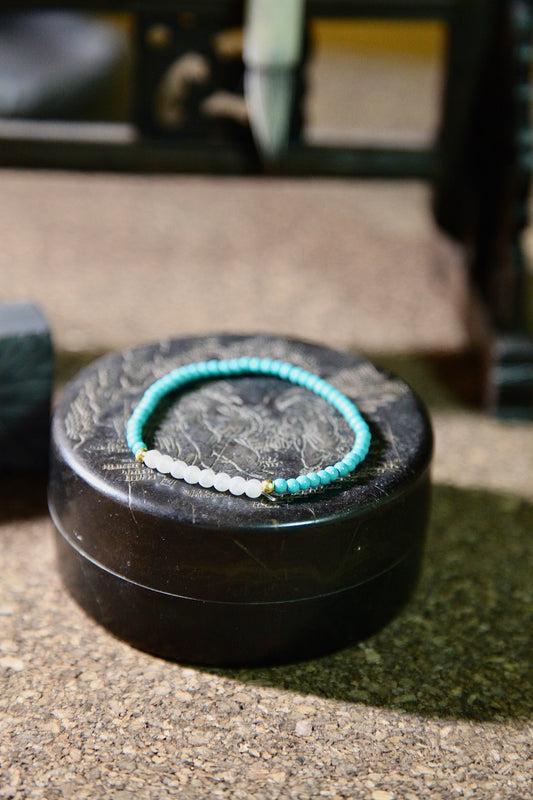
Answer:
[50,334,432,601]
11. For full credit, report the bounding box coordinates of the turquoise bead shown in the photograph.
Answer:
[358,430,371,445]
[259,358,273,373]
[317,469,331,485]
[306,472,321,487]
[195,361,210,377]
[206,359,220,375]
[343,455,358,470]
[325,466,339,481]
[286,478,300,494]
[296,475,311,491]
[273,478,288,494]
[335,461,351,476]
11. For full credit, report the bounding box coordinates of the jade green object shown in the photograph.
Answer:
[0,301,53,472]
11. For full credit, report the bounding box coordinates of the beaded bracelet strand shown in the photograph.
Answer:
[127,357,371,499]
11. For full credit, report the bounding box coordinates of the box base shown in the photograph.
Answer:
[55,525,425,666]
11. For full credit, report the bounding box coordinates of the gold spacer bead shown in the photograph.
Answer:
[261,479,275,495]
[135,448,148,463]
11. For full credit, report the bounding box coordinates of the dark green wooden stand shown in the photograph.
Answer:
[0,302,53,471]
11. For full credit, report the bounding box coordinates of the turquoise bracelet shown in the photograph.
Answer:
[127,357,371,499]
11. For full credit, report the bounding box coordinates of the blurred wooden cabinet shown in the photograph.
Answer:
[0,1,531,415]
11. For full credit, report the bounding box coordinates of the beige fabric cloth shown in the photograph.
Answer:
[0,171,467,356]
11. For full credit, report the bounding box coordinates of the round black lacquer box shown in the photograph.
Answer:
[49,334,433,665]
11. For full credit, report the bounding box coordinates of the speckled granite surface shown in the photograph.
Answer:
[1,404,532,799]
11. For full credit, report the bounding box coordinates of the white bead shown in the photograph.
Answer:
[228,476,247,496]
[213,472,231,492]
[155,453,174,473]
[183,465,201,484]
[198,468,216,488]
[170,459,187,479]
[143,449,160,469]
[244,479,263,499]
